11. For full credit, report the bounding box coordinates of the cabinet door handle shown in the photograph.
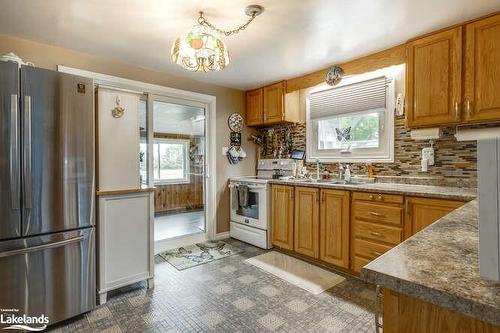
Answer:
[465,99,473,118]
[369,211,385,217]
[370,231,384,237]
[371,251,383,257]
[454,101,460,119]
[376,195,384,201]
[368,195,374,200]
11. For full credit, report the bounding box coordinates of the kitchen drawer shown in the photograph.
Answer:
[353,192,404,204]
[354,238,392,260]
[353,201,403,226]
[354,220,402,245]
[352,255,372,273]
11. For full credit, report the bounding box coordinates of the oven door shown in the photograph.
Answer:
[230,182,268,230]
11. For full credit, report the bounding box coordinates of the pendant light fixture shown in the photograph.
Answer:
[171,5,264,72]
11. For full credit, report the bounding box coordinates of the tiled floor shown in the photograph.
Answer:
[155,210,205,241]
[49,239,375,333]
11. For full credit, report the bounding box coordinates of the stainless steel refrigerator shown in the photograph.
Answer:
[0,61,95,326]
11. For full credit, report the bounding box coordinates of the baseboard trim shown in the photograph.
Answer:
[215,231,230,240]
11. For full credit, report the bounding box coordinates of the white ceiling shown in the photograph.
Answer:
[1,0,499,90]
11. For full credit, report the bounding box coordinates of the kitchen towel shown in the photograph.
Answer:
[238,184,249,208]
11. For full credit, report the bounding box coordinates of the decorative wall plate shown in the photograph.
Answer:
[325,65,344,86]
[228,113,243,132]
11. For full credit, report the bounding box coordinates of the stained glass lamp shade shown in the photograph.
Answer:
[171,24,230,72]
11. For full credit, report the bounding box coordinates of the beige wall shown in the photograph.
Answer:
[0,33,256,233]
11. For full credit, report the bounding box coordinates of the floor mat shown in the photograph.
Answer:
[156,240,243,270]
[246,251,345,294]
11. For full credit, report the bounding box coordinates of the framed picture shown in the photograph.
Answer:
[230,132,242,146]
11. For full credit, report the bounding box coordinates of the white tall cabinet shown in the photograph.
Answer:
[478,138,500,282]
[96,88,154,304]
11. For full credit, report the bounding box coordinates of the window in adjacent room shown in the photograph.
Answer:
[306,75,395,162]
[152,138,190,184]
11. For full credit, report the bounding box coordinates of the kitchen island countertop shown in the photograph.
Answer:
[361,200,500,326]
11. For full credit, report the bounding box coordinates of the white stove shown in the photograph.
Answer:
[229,159,300,249]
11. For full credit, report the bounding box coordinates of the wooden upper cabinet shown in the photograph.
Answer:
[319,189,350,268]
[464,13,500,122]
[405,197,464,237]
[246,88,263,126]
[406,27,462,128]
[263,82,285,123]
[271,185,294,250]
[294,187,320,258]
[245,81,299,126]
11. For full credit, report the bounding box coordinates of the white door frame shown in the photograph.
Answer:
[148,94,214,253]
[57,66,217,252]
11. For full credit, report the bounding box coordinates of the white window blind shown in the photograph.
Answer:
[309,76,387,120]
[306,75,395,163]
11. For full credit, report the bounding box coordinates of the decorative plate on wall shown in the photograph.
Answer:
[228,113,244,132]
[325,65,344,86]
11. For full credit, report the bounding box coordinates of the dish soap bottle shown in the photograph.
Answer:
[367,163,375,178]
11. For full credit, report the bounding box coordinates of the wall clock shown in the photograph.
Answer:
[228,113,244,132]
[325,65,344,86]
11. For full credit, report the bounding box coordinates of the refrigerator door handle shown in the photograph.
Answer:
[10,94,19,210]
[0,235,84,258]
[23,95,32,210]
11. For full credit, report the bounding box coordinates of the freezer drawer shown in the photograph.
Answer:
[0,228,95,327]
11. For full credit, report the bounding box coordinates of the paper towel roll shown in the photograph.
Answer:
[455,127,500,141]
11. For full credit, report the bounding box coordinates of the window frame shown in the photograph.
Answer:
[306,77,395,163]
[152,138,191,185]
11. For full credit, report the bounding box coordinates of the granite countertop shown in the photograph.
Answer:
[361,200,500,326]
[269,179,477,201]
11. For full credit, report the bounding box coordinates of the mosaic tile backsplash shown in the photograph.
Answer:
[258,116,478,188]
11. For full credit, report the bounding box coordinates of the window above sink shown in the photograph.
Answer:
[306,66,402,163]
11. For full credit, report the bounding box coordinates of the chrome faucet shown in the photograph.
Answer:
[316,159,320,180]
[338,163,352,182]
[344,164,352,182]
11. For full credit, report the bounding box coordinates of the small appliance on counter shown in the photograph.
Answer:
[229,159,300,249]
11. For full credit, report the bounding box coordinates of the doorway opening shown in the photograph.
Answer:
[140,96,207,244]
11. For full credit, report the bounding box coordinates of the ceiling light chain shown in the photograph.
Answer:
[197,10,258,37]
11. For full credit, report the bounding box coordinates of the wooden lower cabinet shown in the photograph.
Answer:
[405,197,464,237]
[294,187,320,258]
[271,186,468,275]
[383,289,500,333]
[271,185,294,250]
[351,192,405,273]
[319,189,350,268]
